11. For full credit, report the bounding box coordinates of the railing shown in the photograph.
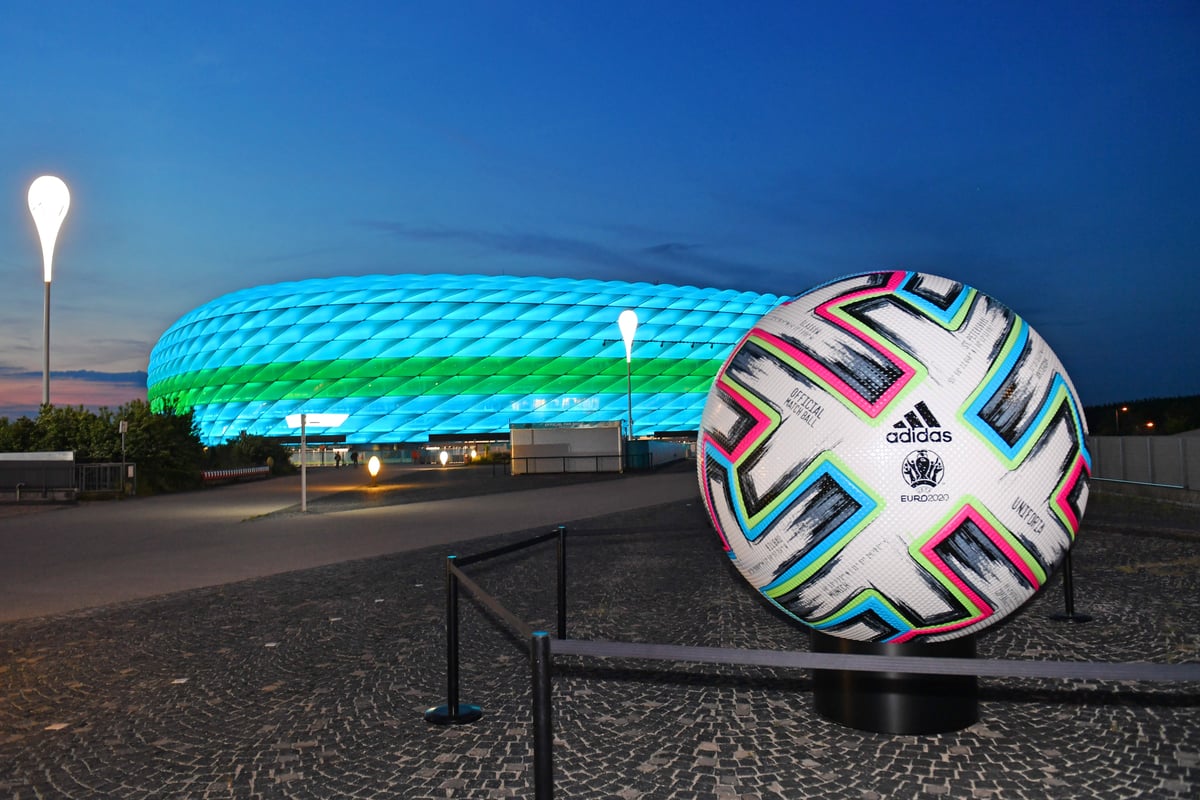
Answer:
[510,455,623,475]
[77,462,133,496]
[201,465,271,483]
[425,524,1200,799]
[1086,434,1195,491]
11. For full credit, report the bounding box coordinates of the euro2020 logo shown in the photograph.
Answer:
[902,449,944,489]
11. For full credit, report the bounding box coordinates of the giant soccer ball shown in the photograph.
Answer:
[698,271,1091,643]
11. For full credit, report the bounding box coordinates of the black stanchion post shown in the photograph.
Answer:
[556,525,567,640]
[1049,550,1093,623]
[531,631,554,799]
[425,555,483,724]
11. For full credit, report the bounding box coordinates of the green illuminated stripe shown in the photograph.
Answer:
[149,355,722,406]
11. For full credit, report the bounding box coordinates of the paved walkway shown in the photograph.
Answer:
[0,464,696,621]
[1,466,1197,799]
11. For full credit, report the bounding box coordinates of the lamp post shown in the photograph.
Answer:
[119,419,128,496]
[285,412,348,511]
[28,176,71,407]
[618,309,639,439]
[1114,405,1128,435]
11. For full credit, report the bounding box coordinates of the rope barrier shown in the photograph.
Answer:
[551,638,1200,683]
[429,522,1200,799]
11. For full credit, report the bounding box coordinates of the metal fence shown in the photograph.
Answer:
[1086,435,1195,491]
[76,462,136,495]
[511,454,624,474]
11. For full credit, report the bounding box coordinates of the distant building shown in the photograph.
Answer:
[147,274,784,446]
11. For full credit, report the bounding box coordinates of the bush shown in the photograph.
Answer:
[203,432,296,476]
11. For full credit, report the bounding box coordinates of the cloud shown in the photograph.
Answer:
[54,369,149,385]
[0,366,146,385]
[359,221,781,291]
[361,221,646,275]
[637,241,792,290]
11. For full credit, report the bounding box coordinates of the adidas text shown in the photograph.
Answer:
[886,429,953,444]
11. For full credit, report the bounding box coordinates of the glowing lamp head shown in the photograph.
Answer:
[367,455,381,477]
[285,412,349,428]
[439,450,449,466]
[618,309,639,363]
[28,176,70,283]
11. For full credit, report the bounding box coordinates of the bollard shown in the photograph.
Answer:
[531,631,554,799]
[556,525,567,640]
[425,556,483,724]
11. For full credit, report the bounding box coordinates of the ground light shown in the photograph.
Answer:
[368,455,381,487]
[28,176,70,407]
[439,450,449,467]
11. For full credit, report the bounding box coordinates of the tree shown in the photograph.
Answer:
[0,416,37,452]
[30,404,113,459]
[118,400,206,493]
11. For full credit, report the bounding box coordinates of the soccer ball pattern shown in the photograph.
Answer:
[698,271,1091,642]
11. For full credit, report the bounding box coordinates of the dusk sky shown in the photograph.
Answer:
[2,1,1197,419]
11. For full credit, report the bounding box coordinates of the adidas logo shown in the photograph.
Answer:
[885,401,953,443]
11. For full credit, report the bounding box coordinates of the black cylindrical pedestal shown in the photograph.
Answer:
[811,630,978,734]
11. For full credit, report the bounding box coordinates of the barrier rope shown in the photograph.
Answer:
[551,638,1200,683]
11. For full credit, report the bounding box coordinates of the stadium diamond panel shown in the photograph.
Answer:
[147,274,785,445]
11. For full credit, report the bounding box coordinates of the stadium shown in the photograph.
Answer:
[147,274,785,447]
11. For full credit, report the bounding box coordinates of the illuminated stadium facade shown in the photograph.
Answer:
[147,274,785,446]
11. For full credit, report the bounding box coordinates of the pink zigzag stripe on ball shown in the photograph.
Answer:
[711,375,776,463]
[750,326,914,420]
[700,374,782,552]
[1054,456,1090,536]
[747,272,916,419]
[898,504,1040,642]
[814,270,916,415]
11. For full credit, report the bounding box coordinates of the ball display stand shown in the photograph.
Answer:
[810,629,978,734]
[1048,551,1093,623]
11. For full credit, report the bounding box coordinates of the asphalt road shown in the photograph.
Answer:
[0,463,700,622]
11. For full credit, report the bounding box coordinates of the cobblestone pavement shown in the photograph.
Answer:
[1,471,1197,799]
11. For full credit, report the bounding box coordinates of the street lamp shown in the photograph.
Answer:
[285,412,348,511]
[618,309,638,439]
[28,176,71,407]
[1114,405,1129,435]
